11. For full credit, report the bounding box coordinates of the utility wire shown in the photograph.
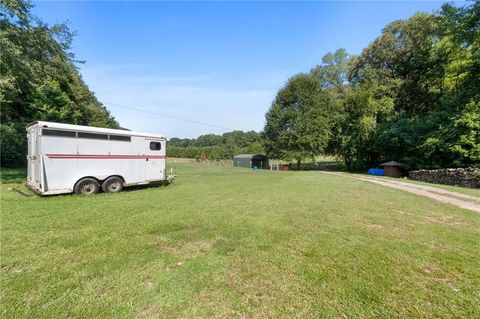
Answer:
[103,101,233,131]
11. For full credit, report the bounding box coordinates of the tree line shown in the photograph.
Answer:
[168,131,264,160]
[264,1,479,170]
[1,0,118,167]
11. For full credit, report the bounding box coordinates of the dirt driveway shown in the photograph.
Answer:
[321,172,480,213]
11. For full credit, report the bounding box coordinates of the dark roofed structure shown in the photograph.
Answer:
[380,161,403,177]
[233,154,269,169]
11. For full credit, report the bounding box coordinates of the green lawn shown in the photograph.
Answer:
[0,167,27,184]
[1,163,479,318]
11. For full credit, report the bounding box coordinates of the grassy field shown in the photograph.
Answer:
[1,163,480,318]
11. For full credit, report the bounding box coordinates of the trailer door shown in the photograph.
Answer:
[27,126,41,187]
[144,139,164,181]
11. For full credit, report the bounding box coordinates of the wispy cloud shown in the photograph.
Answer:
[80,65,283,137]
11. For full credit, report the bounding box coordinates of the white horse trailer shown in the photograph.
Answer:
[26,121,173,195]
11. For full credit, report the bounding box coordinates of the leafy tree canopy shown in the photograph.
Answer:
[263,74,335,167]
[266,1,479,170]
[0,0,118,167]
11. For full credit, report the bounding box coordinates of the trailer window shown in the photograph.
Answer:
[110,135,131,142]
[42,129,76,138]
[78,132,108,140]
[150,142,161,151]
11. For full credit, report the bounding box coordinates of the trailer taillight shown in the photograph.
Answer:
[42,125,48,128]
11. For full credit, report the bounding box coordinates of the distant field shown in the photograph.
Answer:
[1,163,479,318]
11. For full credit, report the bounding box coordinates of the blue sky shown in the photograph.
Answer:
[33,1,450,138]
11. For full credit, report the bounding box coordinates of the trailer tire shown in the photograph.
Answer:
[102,176,124,193]
[74,178,99,195]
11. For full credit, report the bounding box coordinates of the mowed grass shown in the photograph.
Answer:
[1,163,480,318]
[0,167,27,184]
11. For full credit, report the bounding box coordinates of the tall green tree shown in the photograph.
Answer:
[336,81,395,170]
[310,48,350,94]
[263,1,479,170]
[310,49,352,156]
[263,74,335,168]
[0,0,118,167]
[344,2,480,169]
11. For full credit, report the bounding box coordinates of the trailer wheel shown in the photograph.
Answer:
[74,178,99,195]
[102,176,124,193]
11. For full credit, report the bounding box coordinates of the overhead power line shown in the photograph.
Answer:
[103,101,233,131]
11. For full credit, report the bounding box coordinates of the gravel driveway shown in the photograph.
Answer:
[321,172,480,213]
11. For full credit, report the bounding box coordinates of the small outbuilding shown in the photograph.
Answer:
[233,154,269,169]
[380,161,403,178]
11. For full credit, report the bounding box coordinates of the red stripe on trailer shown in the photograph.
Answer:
[46,154,165,159]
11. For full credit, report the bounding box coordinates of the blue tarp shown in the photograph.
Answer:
[367,168,385,176]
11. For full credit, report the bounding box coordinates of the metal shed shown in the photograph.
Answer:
[380,161,403,178]
[233,154,269,169]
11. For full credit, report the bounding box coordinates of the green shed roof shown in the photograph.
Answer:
[233,154,267,159]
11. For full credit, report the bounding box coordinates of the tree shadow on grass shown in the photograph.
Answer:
[30,181,171,197]
[122,181,172,193]
[0,168,26,183]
